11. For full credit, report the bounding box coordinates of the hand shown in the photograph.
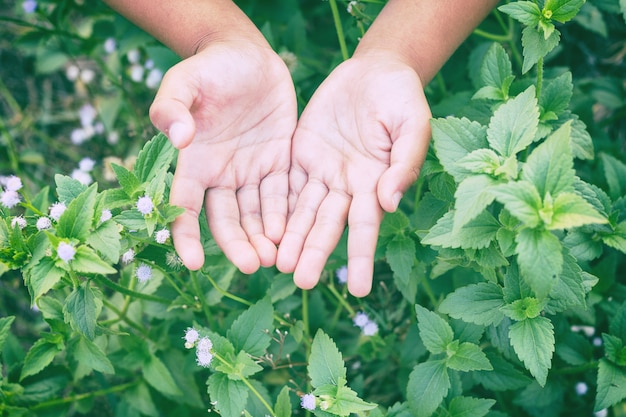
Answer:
[276,52,432,297]
[150,40,297,273]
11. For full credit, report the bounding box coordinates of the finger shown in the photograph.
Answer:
[292,190,351,290]
[286,165,308,218]
[206,187,261,274]
[346,191,384,297]
[260,171,288,245]
[237,183,277,268]
[276,179,328,273]
[149,66,197,149]
[169,162,207,271]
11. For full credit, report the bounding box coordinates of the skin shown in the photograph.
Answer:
[104,0,499,296]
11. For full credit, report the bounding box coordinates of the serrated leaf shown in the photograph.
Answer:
[516,228,563,299]
[407,360,450,417]
[567,115,594,160]
[313,381,377,416]
[610,302,626,342]
[453,174,498,231]
[602,334,625,365]
[227,298,274,356]
[474,352,532,391]
[540,72,573,118]
[72,245,117,275]
[549,192,607,230]
[134,133,176,182]
[480,43,514,96]
[447,342,493,372]
[431,117,489,182]
[20,337,63,381]
[595,359,626,411]
[501,297,545,321]
[208,372,248,417]
[544,0,586,22]
[546,251,586,312]
[387,234,416,282]
[415,304,454,354]
[56,183,97,241]
[86,220,122,264]
[498,1,542,26]
[439,282,505,326]
[600,153,626,201]
[423,210,500,250]
[508,316,555,386]
[75,336,114,374]
[447,396,496,417]
[521,26,561,73]
[521,122,575,199]
[487,87,539,157]
[491,181,542,228]
[111,163,141,198]
[28,256,65,301]
[0,316,15,353]
[308,330,347,388]
[114,209,148,231]
[143,353,183,397]
[54,174,87,203]
[274,386,292,417]
[63,281,99,339]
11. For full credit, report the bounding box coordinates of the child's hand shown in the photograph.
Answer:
[150,40,297,273]
[276,52,432,297]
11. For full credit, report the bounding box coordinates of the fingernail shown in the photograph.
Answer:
[168,122,186,148]
[392,192,402,211]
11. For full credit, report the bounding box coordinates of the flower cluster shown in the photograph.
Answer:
[353,312,379,336]
[335,265,348,285]
[135,263,153,283]
[155,228,170,244]
[70,104,104,146]
[126,48,164,89]
[183,327,213,368]
[49,202,67,221]
[0,175,23,209]
[300,393,316,411]
[136,195,154,216]
[71,157,96,186]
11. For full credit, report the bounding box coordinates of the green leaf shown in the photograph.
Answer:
[487,87,539,157]
[143,353,183,397]
[479,43,515,98]
[621,0,626,23]
[308,330,347,388]
[491,181,542,228]
[447,396,496,417]
[227,298,274,356]
[313,380,377,416]
[447,342,493,372]
[415,304,454,354]
[544,0,586,22]
[125,383,159,417]
[111,163,141,198]
[0,316,15,353]
[423,210,500,250]
[453,174,498,231]
[508,316,555,386]
[20,337,63,381]
[274,386,292,417]
[501,297,545,321]
[540,72,573,118]
[609,302,626,342]
[114,209,147,231]
[386,234,416,283]
[74,336,114,374]
[86,220,122,264]
[521,26,561,74]
[431,117,489,182]
[546,251,586,312]
[28,256,65,301]
[407,360,450,417]
[455,149,501,176]
[134,132,176,183]
[72,245,117,275]
[595,359,626,411]
[224,351,263,379]
[516,228,563,299]
[498,1,542,26]
[602,334,626,366]
[54,174,87,203]
[207,372,249,417]
[568,115,594,160]
[548,192,607,229]
[439,282,505,326]
[603,221,626,253]
[56,183,97,241]
[473,352,533,391]
[521,122,575,199]
[63,282,100,340]
[600,153,626,201]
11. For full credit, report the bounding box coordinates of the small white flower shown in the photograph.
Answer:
[22,0,37,13]
[592,337,603,347]
[353,312,370,328]
[100,209,112,223]
[71,169,93,185]
[78,157,96,172]
[79,104,97,128]
[144,59,155,69]
[135,263,152,283]
[300,394,316,411]
[575,381,588,396]
[197,336,213,352]
[94,122,105,135]
[66,64,80,81]
[103,38,116,54]
[196,349,213,368]
[107,131,120,145]
[121,248,135,264]
[1,190,21,209]
[11,216,27,230]
[347,0,357,13]
[136,195,154,215]
[127,49,141,64]
[6,176,23,191]
[362,320,379,336]
[336,265,348,284]
[129,64,144,82]
[595,409,608,417]
[145,68,163,89]
[80,68,95,84]
[49,202,67,221]
[70,127,88,145]
[166,251,183,269]
[184,327,199,347]
[36,216,52,230]
[57,242,76,262]
[155,228,170,244]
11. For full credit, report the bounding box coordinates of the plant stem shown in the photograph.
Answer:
[191,270,216,328]
[302,289,310,340]
[327,283,356,317]
[102,299,149,338]
[329,0,350,61]
[535,56,544,99]
[31,381,138,410]
[472,28,511,43]
[205,271,252,307]
[93,275,170,304]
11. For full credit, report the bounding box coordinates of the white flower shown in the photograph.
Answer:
[196,349,213,368]
[103,38,116,54]
[575,381,588,396]
[121,248,135,264]
[66,64,80,81]
[36,216,51,230]
[100,209,112,223]
[135,263,152,283]
[94,122,105,135]
[197,336,213,352]
[79,104,97,127]
[78,157,96,172]
[595,409,608,417]
[183,327,199,347]
[107,131,120,145]
[127,49,141,64]
[166,251,183,269]
[22,0,37,13]
[71,169,93,185]
[6,176,23,191]
[353,312,370,328]
[347,1,357,13]
[136,195,154,215]
[336,265,348,284]
[70,127,88,145]
[145,68,163,89]
[1,190,21,209]
[57,242,76,262]
[49,202,67,221]
[11,216,27,230]
[362,320,379,336]
[300,394,316,411]
[155,228,170,244]
[129,64,144,82]
[80,68,95,84]
[593,337,603,347]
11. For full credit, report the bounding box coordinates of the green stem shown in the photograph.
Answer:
[553,361,599,375]
[302,289,310,340]
[31,381,138,410]
[472,28,511,43]
[0,112,20,174]
[205,272,252,307]
[536,56,544,99]
[102,299,150,338]
[327,284,356,317]
[191,270,216,328]
[329,0,350,61]
[92,275,170,304]
[420,275,438,308]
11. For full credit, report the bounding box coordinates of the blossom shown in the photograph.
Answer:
[79,104,97,128]
[347,0,358,13]
[362,321,379,336]
[135,263,152,283]
[300,394,316,411]
[11,216,27,230]
[183,327,199,348]
[57,242,76,262]
[129,64,144,82]
[595,410,608,417]
[36,216,52,230]
[80,68,95,84]
[1,190,21,209]
[166,251,183,269]
[100,209,112,223]
[155,228,170,244]
[49,202,67,221]
[107,131,120,145]
[70,127,89,145]
[145,68,163,89]
[5,176,23,191]
[79,157,96,172]
[575,382,588,396]
[22,0,37,13]
[66,65,80,81]
[136,195,154,215]
[71,169,93,186]
[127,49,141,64]
[196,349,213,368]
[103,38,116,54]
[121,248,135,264]
[197,336,213,352]
[353,312,370,328]
[336,265,348,284]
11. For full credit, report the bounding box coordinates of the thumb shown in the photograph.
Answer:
[149,66,197,149]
